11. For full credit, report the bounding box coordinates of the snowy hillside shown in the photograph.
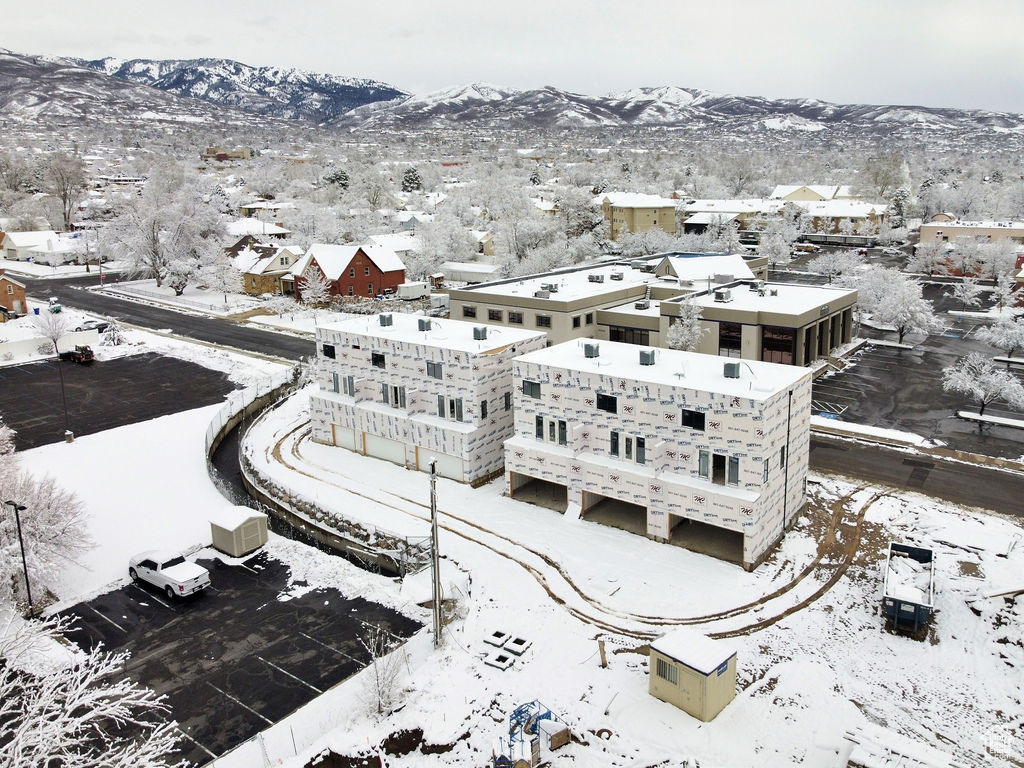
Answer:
[74,55,407,122]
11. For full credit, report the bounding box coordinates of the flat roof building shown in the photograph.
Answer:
[310,313,546,484]
[505,339,811,569]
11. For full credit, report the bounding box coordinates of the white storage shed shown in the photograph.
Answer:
[210,506,269,557]
[649,627,737,722]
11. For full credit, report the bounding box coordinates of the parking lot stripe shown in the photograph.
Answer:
[177,727,218,760]
[299,631,361,665]
[256,655,322,694]
[87,604,127,633]
[206,682,273,725]
[130,583,174,610]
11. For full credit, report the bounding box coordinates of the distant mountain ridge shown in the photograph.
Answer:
[73,56,407,123]
[333,82,1024,136]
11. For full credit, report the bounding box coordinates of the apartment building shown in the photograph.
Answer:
[919,216,1024,245]
[505,340,811,569]
[596,193,678,240]
[310,313,546,484]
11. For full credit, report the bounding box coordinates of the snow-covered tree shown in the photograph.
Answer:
[872,276,941,344]
[107,168,224,288]
[400,166,422,193]
[975,315,1024,360]
[991,274,1018,313]
[298,267,332,307]
[759,231,791,270]
[0,616,183,767]
[45,152,87,231]
[323,168,350,190]
[100,320,127,347]
[977,240,1019,281]
[947,277,982,312]
[202,261,243,304]
[906,241,948,276]
[807,250,861,284]
[358,622,406,718]
[665,297,708,352]
[942,352,1024,416]
[529,169,542,186]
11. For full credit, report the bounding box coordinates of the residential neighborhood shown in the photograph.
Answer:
[1,10,1024,768]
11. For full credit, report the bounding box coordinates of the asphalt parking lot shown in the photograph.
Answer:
[60,551,421,766]
[813,317,1024,459]
[0,352,236,449]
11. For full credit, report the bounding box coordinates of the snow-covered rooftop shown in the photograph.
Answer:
[2,230,60,247]
[663,253,754,283]
[209,505,267,531]
[770,184,840,200]
[596,192,677,208]
[226,218,291,237]
[462,261,654,301]
[318,313,546,353]
[920,219,1024,229]
[517,339,808,400]
[651,627,737,675]
[369,232,421,254]
[299,243,405,280]
[684,281,857,315]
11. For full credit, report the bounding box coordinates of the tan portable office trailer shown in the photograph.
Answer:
[210,506,269,557]
[649,628,737,722]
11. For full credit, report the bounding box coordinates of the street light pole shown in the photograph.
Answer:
[429,460,442,648]
[4,500,33,617]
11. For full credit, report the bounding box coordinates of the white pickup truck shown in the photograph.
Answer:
[129,550,211,599]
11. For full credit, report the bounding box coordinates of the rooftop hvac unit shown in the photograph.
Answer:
[639,349,656,366]
[588,274,605,283]
[770,288,779,296]
[548,283,559,292]
[473,326,488,340]
[724,362,740,379]
[534,289,550,298]
[584,342,600,358]
[610,271,624,281]
[634,300,651,310]
[749,280,766,291]
[378,313,393,326]
[713,273,734,283]
[418,318,431,331]
[714,289,733,303]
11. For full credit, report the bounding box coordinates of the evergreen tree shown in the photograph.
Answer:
[323,168,349,190]
[401,166,422,192]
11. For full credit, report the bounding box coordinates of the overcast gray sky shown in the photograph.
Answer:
[10,0,1024,114]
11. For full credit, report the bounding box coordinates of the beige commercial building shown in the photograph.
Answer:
[919,216,1024,245]
[596,193,678,240]
[649,628,737,722]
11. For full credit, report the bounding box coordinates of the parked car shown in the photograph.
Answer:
[74,319,110,333]
[129,551,211,599]
[58,345,94,364]
[882,247,902,256]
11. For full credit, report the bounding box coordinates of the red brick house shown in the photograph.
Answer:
[0,270,27,319]
[290,244,405,302]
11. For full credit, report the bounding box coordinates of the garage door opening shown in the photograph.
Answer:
[582,494,648,537]
[669,515,743,564]
[509,473,567,513]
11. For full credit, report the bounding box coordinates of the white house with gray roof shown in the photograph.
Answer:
[505,339,811,569]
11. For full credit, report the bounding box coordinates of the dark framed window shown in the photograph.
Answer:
[535,415,544,439]
[508,311,524,324]
[371,352,385,369]
[481,399,488,419]
[596,393,617,413]
[523,380,540,399]
[558,420,567,445]
[367,282,373,295]
[608,326,649,346]
[572,315,581,329]
[504,392,512,411]
[728,456,740,485]
[610,431,619,456]
[348,285,354,296]
[762,325,796,365]
[349,267,355,278]
[780,445,787,468]
[364,266,370,276]
[488,309,503,322]
[636,436,645,464]
[585,313,594,324]
[462,306,477,318]
[426,361,442,379]
[536,315,552,328]
[681,409,705,431]
[321,343,336,359]
[719,322,742,358]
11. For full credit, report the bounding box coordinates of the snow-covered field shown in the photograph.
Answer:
[234,390,1024,768]
[7,330,1023,767]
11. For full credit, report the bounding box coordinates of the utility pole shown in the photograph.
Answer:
[430,460,442,648]
[5,500,33,617]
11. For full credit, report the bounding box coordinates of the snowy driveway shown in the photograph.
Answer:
[59,551,421,765]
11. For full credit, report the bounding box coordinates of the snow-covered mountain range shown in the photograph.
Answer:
[2,48,1023,142]
[73,56,407,122]
[334,82,1024,136]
